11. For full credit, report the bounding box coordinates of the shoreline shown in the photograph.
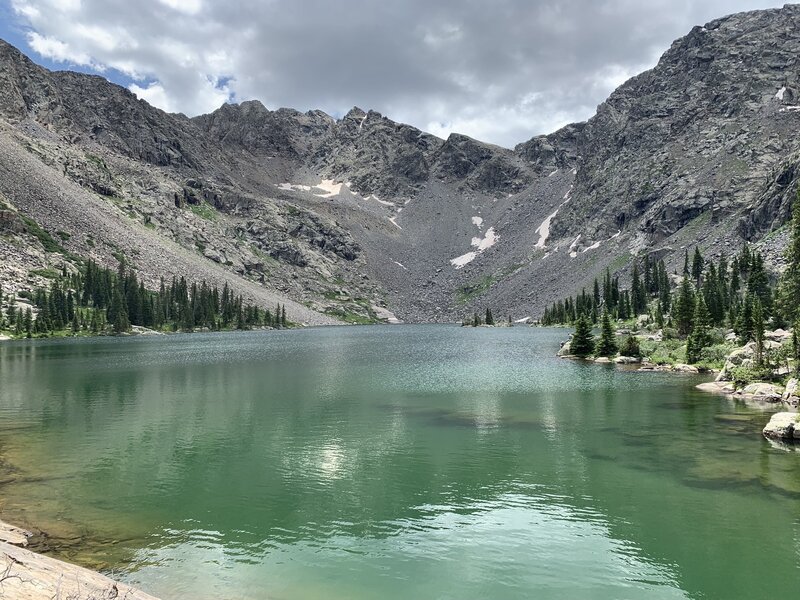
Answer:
[0,520,160,600]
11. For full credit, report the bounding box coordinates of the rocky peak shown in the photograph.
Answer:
[432,133,531,193]
[550,3,800,244]
[192,101,334,159]
[514,122,584,174]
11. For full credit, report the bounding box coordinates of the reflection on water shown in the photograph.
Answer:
[0,326,799,599]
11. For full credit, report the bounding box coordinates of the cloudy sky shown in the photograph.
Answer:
[0,0,785,147]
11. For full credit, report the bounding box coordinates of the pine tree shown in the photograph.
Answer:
[674,278,696,336]
[686,295,711,364]
[735,294,754,345]
[691,247,704,285]
[571,315,595,358]
[753,298,765,367]
[793,324,800,376]
[596,311,618,357]
[779,187,800,323]
[24,308,32,338]
[485,308,494,325]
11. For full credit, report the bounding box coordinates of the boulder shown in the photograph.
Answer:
[673,363,700,373]
[765,329,792,343]
[615,356,641,364]
[696,381,735,395]
[762,412,800,440]
[594,357,612,364]
[783,378,800,409]
[557,340,572,357]
[739,383,784,402]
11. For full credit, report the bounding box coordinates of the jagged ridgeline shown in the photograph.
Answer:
[2,5,800,323]
[0,259,291,339]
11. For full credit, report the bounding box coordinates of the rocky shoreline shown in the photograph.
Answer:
[558,327,800,444]
[0,520,159,600]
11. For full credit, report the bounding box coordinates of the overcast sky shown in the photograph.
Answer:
[0,0,785,147]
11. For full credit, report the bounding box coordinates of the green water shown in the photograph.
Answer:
[0,326,798,599]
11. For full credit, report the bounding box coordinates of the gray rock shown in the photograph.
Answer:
[740,383,784,402]
[763,412,800,440]
[783,378,800,409]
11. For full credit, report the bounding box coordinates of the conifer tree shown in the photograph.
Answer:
[596,311,618,357]
[753,298,765,367]
[571,315,595,358]
[691,247,704,285]
[735,294,754,345]
[778,187,800,323]
[485,308,494,325]
[686,295,711,364]
[674,278,696,336]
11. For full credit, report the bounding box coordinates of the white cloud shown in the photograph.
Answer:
[8,0,787,146]
[129,74,231,115]
[157,0,203,16]
[128,81,173,111]
[26,31,93,66]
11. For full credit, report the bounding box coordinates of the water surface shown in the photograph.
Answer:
[0,326,798,599]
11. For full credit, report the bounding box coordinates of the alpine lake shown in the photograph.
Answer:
[0,325,798,599]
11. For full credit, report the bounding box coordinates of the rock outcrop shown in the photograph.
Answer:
[763,412,800,440]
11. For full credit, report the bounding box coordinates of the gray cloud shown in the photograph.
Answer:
[9,0,784,146]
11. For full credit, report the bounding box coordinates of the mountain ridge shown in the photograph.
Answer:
[1,4,799,323]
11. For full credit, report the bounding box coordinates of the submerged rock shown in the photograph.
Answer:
[739,383,784,403]
[763,412,800,440]
[696,381,735,395]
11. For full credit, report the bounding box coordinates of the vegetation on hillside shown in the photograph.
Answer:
[0,259,291,339]
[544,187,800,376]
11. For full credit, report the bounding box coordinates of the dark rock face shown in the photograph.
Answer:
[1,4,800,324]
[552,6,800,245]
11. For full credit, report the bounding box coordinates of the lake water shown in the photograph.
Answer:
[0,326,798,599]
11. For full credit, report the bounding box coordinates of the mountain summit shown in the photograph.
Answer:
[1,5,799,322]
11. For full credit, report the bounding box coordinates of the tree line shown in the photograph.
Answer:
[0,260,290,338]
[549,188,800,365]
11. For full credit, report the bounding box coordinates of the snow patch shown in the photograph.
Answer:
[582,240,601,253]
[515,317,531,323]
[535,185,573,249]
[472,227,498,251]
[779,106,800,112]
[548,169,559,177]
[776,86,787,100]
[314,179,344,198]
[277,180,344,197]
[472,216,484,228]
[569,235,582,258]
[451,227,498,269]
[277,182,312,192]
[393,260,408,271]
[450,252,477,268]
[358,114,368,131]
[389,216,402,230]
[610,229,622,240]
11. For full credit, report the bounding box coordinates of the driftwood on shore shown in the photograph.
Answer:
[0,520,159,600]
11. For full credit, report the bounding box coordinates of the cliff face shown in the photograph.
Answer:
[1,5,799,323]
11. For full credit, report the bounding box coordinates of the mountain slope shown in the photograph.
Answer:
[1,4,799,323]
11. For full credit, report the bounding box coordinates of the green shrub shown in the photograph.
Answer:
[620,335,642,357]
[729,365,773,388]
